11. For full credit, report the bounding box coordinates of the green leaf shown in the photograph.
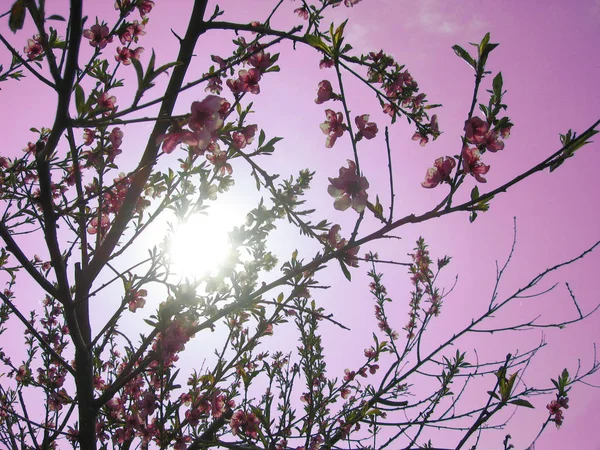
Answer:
[509,399,534,408]
[47,14,66,21]
[492,72,503,98]
[150,61,182,81]
[9,0,26,33]
[479,32,491,56]
[487,390,500,400]
[74,84,85,116]
[131,57,144,89]
[469,211,478,223]
[305,34,330,54]
[338,259,351,281]
[452,45,476,69]
[470,186,480,201]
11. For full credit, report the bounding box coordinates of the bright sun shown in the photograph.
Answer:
[166,202,246,281]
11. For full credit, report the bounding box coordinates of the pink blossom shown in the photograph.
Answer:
[319,57,335,69]
[325,225,360,266]
[211,55,227,70]
[115,46,144,65]
[343,369,355,381]
[119,20,145,45]
[484,130,504,152]
[83,129,95,145]
[138,0,154,17]
[327,160,369,213]
[189,95,226,150]
[97,92,117,114]
[340,387,351,399]
[155,319,194,363]
[315,80,334,104]
[320,109,345,148]
[295,6,309,20]
[355,114,378,140]
[83,24,113,49]
[248,49,276,72]
[114,0,133,16]
[430,114,439,134]
[108,128,123,149]
[88,213,110,235]
[232,124,258,149]
[230,410,260,439]
[206,149,232,176]
[462,146,490,183]
[412,93,426,109]
[204,74,223,94]
[422,156,456,189]
[364,347,376,358]
[238,68,262,94]
[464,117,490,145]
[156,128,198,154]
[412,131,428,147]
[128,288,147,312]
[24,35,43,59]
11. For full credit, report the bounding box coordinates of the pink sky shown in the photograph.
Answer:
[1,0,599,448]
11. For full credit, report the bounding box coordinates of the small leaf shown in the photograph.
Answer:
[470,186,480,201]
[452,45,476,69]
[492,72,503,98]
[479,32,491,56]
[131,57,144,88]
[487,391,500,400]
[74,84,85,116]
[338,259,351,281]
[509,399,534,409]
[9,0,26,33]
[47,14,66,21]
[469,211,478,223]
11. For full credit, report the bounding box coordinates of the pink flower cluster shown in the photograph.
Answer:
[156,95,229,173]
[230,410,260,439]
[205,42,276,96]
[115,46,144,65]
[114,0,154,17]
[315,82,378,146]
[325,225,360,267]
[128,288,147,312]
[412,115,439,147]
[153,317,195,364]
[464,116,510,152]
[86,171,136,236]
[404,238,444,338]
[547,396,569,428]
[118,20,146,45]
[327,160,369,213]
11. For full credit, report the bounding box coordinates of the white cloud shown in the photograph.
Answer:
[413,0,486,34]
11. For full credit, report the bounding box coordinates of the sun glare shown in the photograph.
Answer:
[166,203,246,281]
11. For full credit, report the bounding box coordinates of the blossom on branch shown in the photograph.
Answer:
[462,145,490,183]
[315,80,334,104]
[320,110,345,148]
[83,24,113,49]
[422,156,456,188]
[327,160,369,212]
[24,35,43,59]
[355,114,378,140]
